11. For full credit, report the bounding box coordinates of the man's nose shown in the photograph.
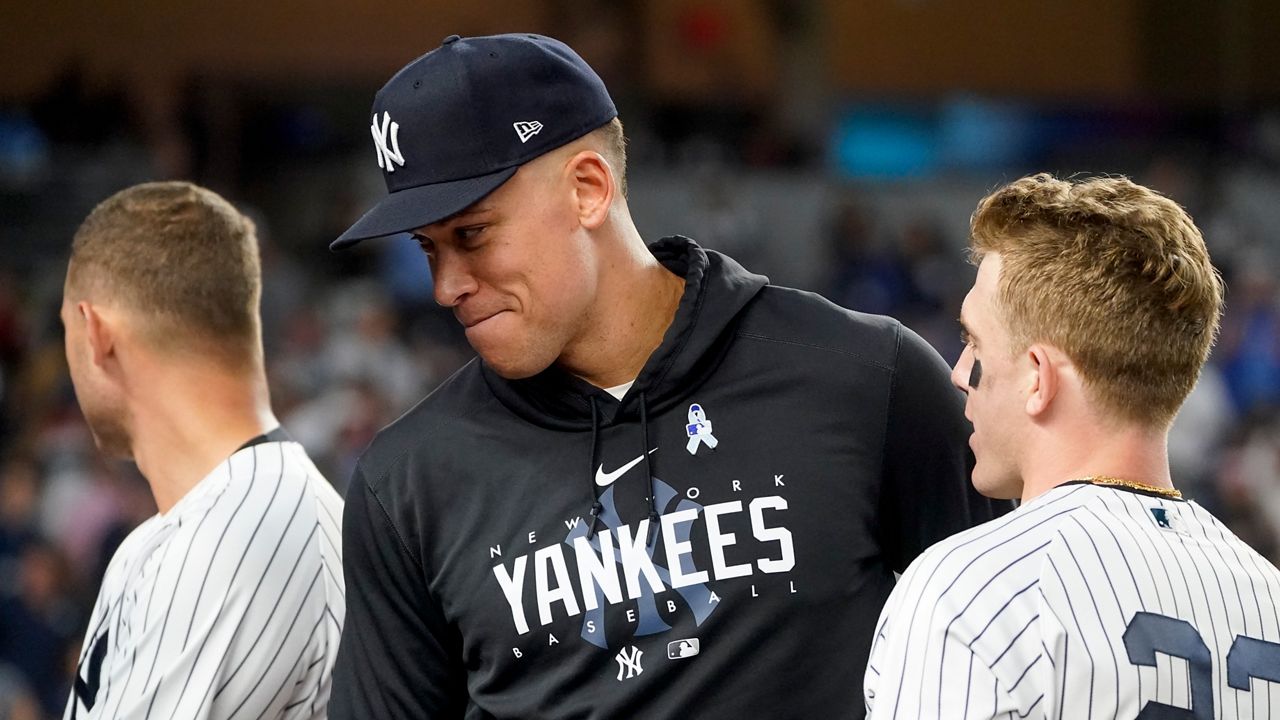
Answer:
[431,253,478,308]
[951,346,972,394]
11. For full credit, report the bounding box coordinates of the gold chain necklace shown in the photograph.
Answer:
[1076,475,1182,499]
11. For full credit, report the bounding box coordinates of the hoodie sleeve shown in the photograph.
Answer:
[878,324,1012,572]
[330,465,469,719]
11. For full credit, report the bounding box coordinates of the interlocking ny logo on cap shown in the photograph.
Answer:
[371,111,406,172]
[513,121,543,143]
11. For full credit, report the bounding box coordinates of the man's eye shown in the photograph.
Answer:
[457,225,486,243]
[412,233,435,255]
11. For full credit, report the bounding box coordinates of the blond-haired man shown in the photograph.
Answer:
[62,182,345,719]
[864,174,1280,718]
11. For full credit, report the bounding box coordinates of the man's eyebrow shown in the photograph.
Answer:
[958,315,978,342]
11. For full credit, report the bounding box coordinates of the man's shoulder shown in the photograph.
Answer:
[218,440,341,511]
[899,485,1099,606]
[140,443,341,585]
[96,515,163,591]
[735,285,904,369]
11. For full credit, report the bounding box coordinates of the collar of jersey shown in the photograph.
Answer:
[157,442,268,522]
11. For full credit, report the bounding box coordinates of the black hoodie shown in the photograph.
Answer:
[330,237,1010,719]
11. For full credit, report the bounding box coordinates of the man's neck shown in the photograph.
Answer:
[560,239,687,389]
[1018,421,1172,503]
[130,368,278,513]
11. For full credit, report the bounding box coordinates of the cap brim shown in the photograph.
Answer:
[330,166,520,250]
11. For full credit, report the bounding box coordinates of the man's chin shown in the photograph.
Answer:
[971,470,1021,501]
[479,354,551,381]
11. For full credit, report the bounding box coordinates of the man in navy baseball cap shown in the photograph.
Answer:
[330,32,1006,720]
[332,33,618,248]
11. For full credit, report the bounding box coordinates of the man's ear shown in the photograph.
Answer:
[565,150,615,230]
[80,302,116,369]
[1025,344,1057,417]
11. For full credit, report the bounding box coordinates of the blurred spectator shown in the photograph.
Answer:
[0,111,50,190]
[0,662,41,720]
[826,201,904,315]
[1218,410,1280,563]
[269,305,331,415]
[0,541,80,717]
[0,268,26,451]
[34,420,99,565]
[894,220,968,360]
[1168,364,1236,510]
[825,205,962,346]
[0,453,40,588]
[5,312,70,455]
[286,381,387,495]
[257,233,312,358]
[275,281,441,483]
[324,282,426,409]
[1217,261,1280,415]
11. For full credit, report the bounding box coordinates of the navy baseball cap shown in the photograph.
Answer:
[332,33,618,250]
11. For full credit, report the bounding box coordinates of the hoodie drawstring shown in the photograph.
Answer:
[586,397,604,540]
[585,391,660,548]
[640,392,659,547]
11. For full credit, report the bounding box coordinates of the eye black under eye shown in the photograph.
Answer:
[969,358,983,388]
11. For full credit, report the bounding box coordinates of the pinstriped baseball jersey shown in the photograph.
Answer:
[64,439,345,720]
[864,482,1280,719]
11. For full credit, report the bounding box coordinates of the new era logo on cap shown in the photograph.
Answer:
[513,121,543,143]
[331,33,617,250]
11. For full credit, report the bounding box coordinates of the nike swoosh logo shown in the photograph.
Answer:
[595,448,658,487]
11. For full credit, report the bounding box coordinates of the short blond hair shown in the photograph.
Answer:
[67,182,263,368]
[969,173,1222,428]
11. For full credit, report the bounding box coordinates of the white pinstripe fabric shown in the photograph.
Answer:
[64,441,345,720]
[864,483,1280,719]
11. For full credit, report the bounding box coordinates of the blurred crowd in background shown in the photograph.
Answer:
[5,1,1280,717]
